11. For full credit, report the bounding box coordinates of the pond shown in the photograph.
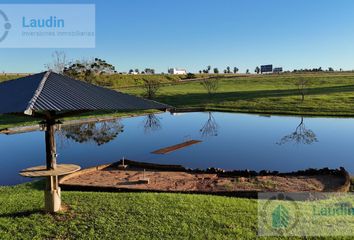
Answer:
[0,112,353,186]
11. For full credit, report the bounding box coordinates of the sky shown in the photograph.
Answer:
[0,0,354,73]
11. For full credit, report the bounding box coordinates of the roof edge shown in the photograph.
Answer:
[24,71,51,116]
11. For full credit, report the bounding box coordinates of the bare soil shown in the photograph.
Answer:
[61,167,345,192]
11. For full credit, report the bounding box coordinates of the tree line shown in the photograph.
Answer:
[45,51,342,103]
[198,65,239,74]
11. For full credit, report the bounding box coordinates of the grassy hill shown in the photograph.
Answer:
[123,72,354,116]
[2,72,354,130]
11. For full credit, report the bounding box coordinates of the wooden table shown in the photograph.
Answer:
[20,164,81,178]
[20,164,81,213]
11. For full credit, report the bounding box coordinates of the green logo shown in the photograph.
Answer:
[272,205,289,229]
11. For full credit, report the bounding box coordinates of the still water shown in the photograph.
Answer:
[0,112,353,186]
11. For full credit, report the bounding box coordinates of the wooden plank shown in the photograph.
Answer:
[151,140,202,154]
[118,159,186,171]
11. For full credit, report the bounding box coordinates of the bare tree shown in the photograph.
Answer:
[143,114,162,133]
[296,78,308,102]
[45,51,68,73]
[200,112,218,137]
[201,77,219,95]
[277,117,318,145]
[142,78,161,99]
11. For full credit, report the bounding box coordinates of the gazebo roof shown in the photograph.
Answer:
[0,71,170,116]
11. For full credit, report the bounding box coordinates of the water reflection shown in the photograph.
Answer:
[277,117,318,145]
[3,112,354,186]
[143,114,162,134]
[60,119,124,146]
[200,112,218,137]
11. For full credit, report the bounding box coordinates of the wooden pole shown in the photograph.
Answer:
[45,119,57,170]
[44,116,61,213]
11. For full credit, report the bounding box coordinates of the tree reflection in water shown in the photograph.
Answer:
[200,112,218,137]
[277,117,318,145]
[60,119,124,146]
[143,114,162,134]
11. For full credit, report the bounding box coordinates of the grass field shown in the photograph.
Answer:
[123,72,354,116]
[2,72,354,130]
[1,181,353,240]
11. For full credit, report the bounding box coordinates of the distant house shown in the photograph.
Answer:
[168,68,187,75]
[261,65,273,74]
[273,67,283,73]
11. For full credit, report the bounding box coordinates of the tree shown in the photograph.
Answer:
[226,66,231,74]
[135,68,140,73]
[277,117,317,145]
[45,51,68,74]
[328,67,334,72]
[144,68,155,74]
[63,58,116,84]
[143,114,162,133]
[246,69,250,74]
[200,112,218,137]
[61,120,124,146]
[186,72,196,79]
[255,66,260,74]
[201,77,219,95]
[296,77,308,102]
[142,78,161,99]
[207,65,211,73]
[129,69,134,74]
[199,70,202,74]
[213,68,219,74]
[233,67,239,74]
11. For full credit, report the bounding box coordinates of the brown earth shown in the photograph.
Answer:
[61,167,345,192]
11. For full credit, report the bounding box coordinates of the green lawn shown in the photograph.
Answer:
[2,72,354,130]
[124,72,354,116]
[1,182,352,240]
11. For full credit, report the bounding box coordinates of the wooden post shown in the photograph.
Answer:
[45,119,57,170]
[44,117,61,213]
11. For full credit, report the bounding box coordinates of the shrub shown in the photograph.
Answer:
[142,78,161,99]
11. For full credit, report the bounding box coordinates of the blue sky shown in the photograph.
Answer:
[0,0,354,73]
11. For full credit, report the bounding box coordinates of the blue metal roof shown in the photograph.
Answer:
[0,71,170,116]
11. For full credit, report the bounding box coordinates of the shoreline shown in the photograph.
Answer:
[3,108,354,135]
[59,160,352,197]
[0,110,163,135]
